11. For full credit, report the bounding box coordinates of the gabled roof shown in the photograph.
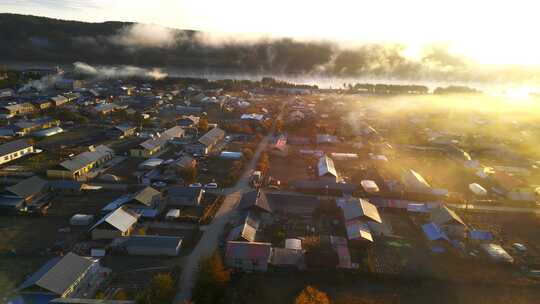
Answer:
[198,127,225,147]
[430,205,466,227]
[227,211,260,242]
[0,139,32,156]
[90,207,138,233]
[59,145,113,172]
[18,252,94,295]
[318,155,338,177]
[131,186,160,207]
[345,220,373,242]
[161,126,184,138]
[337,197,382,223]
[402,169,431,190]
[6,176,48,199]
[238,190,272,213]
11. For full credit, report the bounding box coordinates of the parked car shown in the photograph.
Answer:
[152,181,167,188]
[205,182,218,189]
[189,183,203,188]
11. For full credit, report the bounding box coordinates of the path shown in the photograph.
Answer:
[173,102,285,303]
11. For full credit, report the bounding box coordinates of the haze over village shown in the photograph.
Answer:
[1,1,540,304]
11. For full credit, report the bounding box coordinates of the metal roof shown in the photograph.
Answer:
[198,127,225,147]
[346,220,373,242]
[59,145,113,172]
[337,197,382,223]
[122,235,182,249]
[318,155,338,177]
[0,139,32,156]
[6,176,48,199]
[90,207,138,233]
[131,186,160,206]
[19,253,94,295]
[238,190,272,213]
[226,241,272,262]
[430,205,466,227]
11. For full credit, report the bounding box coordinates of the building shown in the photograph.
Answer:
[130,126,185,158]
[185,127,225,155]
[114,235,183,256]
[430,205,468,239]
[123,186,163,218]
[317,155,339,183]
[166,186,204,207]
[402,169,432,192]
[337,197,383,244]
[12,117,60,136]
[225,241,273,272]
[0,139,34,165]
[108,124,136,139]
[90,207,139,240]
[0,102,36,118]
[33,99,53,110]
[51,95,69,107]
[17,252,104,298]
[47,145,114,180]
[178,115,200,127]
[33,126,64,138]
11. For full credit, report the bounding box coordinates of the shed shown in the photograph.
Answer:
[361,180,379,193]
[70,214,94,226]
[469,183,488,196]
[117,235,182,256]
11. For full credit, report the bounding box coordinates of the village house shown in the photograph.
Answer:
[50,95,69,107]
[337,197,383,244]
[107,124,136,139]
[47,145,114,180]
[225,241,273,272]
[33,99,53,110]
[123,186,163,218]
[178,115,200,127]
[317,154,339,183]
[130,126,185,158]
[0,138,34,165]
[184,127,225,156]
[17,252,108,299]
[0,102,36,118]
[429,205,468,239]
[0,176,50,213]
[90,206,139,240]
[166,186,204,207]
[11,117,60,136]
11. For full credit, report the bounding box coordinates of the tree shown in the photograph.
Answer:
[198,116,209,133]
[294,286,330,304]
[242,148,254,160]
[181,166,198,184]
[192,252,230,304]
[257,152,270,173]
[136,273,175,304]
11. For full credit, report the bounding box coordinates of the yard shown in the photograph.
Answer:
[225,272,540,304]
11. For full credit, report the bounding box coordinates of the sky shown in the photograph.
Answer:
[1,0,540,66]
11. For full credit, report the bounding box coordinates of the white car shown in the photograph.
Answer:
[205,183,218,189]
[189,183,203,188]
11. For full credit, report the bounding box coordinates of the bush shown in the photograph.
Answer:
[294,286,330,304]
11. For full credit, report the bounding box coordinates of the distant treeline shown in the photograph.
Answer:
[0,13,495,83]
